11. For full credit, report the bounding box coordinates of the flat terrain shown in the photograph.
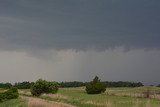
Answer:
[0,98,27,107]
[0,88,5,92]
[19,86,160,107]
[1,87,160,107]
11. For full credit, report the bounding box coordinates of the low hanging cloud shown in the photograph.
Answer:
[0,48,160,85]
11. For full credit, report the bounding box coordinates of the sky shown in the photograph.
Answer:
[0,0,160,85]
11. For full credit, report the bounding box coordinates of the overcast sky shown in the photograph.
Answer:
[0,0,160,85]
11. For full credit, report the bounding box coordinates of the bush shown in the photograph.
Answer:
[86,76,106,94]
[4,87,19,99]
[30,79,58,96]
[0,87,19,102]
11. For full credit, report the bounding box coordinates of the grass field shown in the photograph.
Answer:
[18,86,160,107]
[1,87,160,107]
[0,88,6,92]
[52,87,160,107]
[0,98,27,107]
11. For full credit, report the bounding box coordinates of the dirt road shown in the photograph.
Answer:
[20,96,76,107]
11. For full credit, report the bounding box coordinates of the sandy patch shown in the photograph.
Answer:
[20,96,75,107]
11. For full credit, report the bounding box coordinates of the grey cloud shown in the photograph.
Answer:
[0,0,160,85]
[0,0,160,52]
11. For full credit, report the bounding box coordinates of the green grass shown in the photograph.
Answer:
[56,87,160,107]
[18,86,160,107]
[0,98,27,107]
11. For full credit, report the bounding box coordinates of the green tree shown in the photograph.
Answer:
[30,79,58,96]
[85,76,106,94]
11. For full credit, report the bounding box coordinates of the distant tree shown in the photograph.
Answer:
[59,81,85,88]
[14,81,33,89]
[30,79,58,96]
[157,84,160,87]
[0,83,12,89]
[86,76,106,94]
[103,81,143,87]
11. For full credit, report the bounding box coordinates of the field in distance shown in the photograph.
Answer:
[15,86,160,107]
[1,86,160,107]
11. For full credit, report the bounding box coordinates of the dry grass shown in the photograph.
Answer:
[20,96,76,107]
[150,94,160,100]
[97,87,160,101]
[0,88,7,93]
[106,90,160,100]
[84,99,160,107]
[85,100,113,107]
[19,90,32,96]
[43,93,68,100]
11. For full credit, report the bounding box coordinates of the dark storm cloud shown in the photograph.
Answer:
[0,0,160,85]
[0,0,160,51]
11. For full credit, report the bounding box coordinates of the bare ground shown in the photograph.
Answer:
[20,95,76,107]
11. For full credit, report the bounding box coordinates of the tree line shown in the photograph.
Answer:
[58,81,144,88]
[0,81,145,89]
[103,81,143,87]
[0,77,158,103]
[0,83,12,89]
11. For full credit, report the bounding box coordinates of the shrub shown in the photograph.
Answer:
[86,76,106,94]
[30,79,58,96]
[0,87,19,102]
[3,87,19,99]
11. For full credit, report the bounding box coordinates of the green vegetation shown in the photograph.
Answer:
[30,79,59,96]
[0,79,160,107]
[14,81,34,89]
[0,83,12,89]
[38,87,160,107]
[86,76,106,94]
[0,98,27,107]
[59,81,85,88]
[58,81,143,88]
[18,86,160,107]
[0,87,19,102]
[103,81,143,87]
[2,80,144,90]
